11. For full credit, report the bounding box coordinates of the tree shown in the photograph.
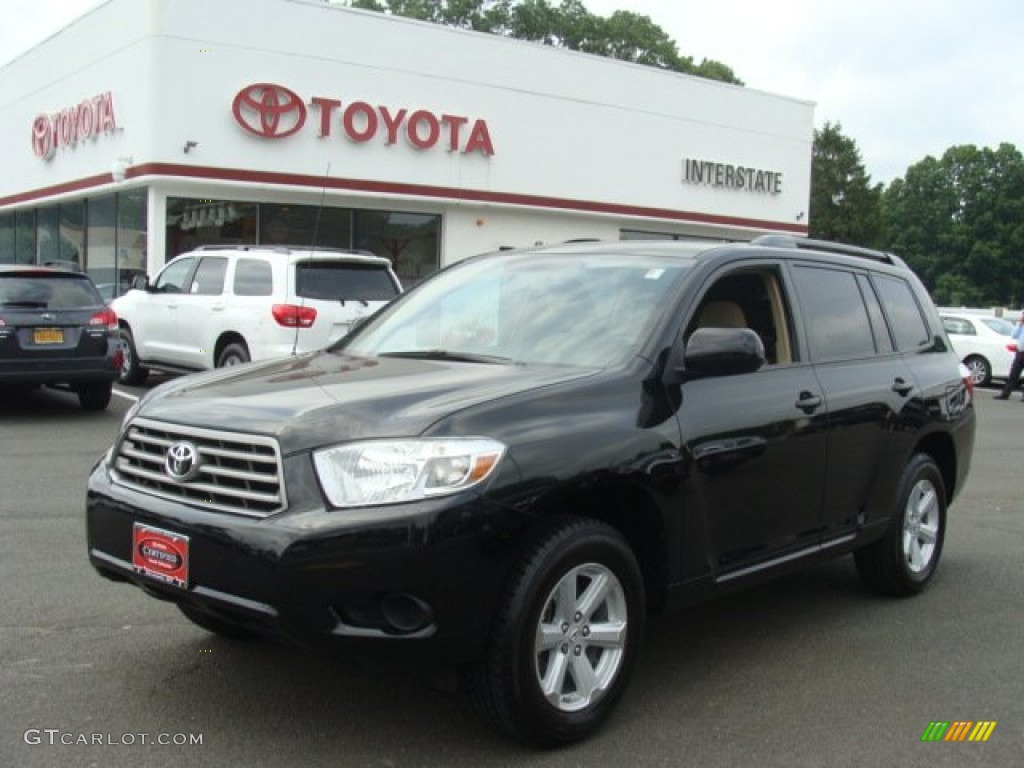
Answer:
[882,143,1024,306]
[809,122,883,247]
[342,0,742,84]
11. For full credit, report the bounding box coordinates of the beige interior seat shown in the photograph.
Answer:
[698,300,747,329]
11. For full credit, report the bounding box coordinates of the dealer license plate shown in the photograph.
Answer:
[132,523,189,588]
[33,328,64,344]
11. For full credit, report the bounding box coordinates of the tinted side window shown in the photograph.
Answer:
[191,257,227,296]
[792,265,875,361]
[857,273,894,354]
[874,275,930,351]
[233,259,273,297]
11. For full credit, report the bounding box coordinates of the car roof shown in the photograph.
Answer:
[186,245,393,267]
[0,264,93,278]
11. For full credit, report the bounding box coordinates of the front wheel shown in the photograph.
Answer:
[963,355,991,387]
[855,454,946,596]
[118,327,149,386]
[465,517,644,746]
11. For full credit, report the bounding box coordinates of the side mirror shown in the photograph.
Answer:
[680,327,765,378]
[131,274,150,291]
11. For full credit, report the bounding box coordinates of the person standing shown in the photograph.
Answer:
[995,310,1024,400]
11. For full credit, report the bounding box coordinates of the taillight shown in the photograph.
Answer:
[272,304,317,328]
[89,308,118,331]
[1007,343,1018,354]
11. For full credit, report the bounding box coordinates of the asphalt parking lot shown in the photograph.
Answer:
[1,380,1022,767]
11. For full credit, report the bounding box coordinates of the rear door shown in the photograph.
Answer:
[789,263,919,545]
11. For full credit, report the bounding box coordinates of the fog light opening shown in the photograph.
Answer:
[380,593,433,634]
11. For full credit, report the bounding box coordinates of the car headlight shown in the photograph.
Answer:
[313,438,506,508]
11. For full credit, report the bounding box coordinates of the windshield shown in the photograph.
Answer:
[980,317,1015,335]
[341,250,688,367]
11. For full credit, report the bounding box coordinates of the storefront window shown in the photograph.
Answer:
[59,202,85,264]
[117,189,148,294]
[87,195,116,297]
[0,214,12,264]
[354,210,440,287]
[259,204,351,248]
[166,197,258,260]
[15,210,36,264]
[36,207,60,263]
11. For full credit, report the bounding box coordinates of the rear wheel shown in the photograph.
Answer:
[465,517,644,746]
[78,381,112,411]
[855,454,946,596]
[118,327,149,386]
[216,342,250,368]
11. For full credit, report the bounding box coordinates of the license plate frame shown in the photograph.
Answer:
[33,327,64,344]
[132,523,189,589]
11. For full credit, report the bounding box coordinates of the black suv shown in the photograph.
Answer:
[86,237,975,745]
[1,265,122,410]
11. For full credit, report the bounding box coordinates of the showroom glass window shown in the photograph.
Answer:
[0,214,12,264]
[36,207,60,263]
[87,195,117,295]
[15,210,36,264]
[260,203,351,248]
[116,189,148,296]
[165,198,258,260]
[355,210,439,287]
[59,202,85,265]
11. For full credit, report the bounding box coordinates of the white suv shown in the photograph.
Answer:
[112,245,401,385]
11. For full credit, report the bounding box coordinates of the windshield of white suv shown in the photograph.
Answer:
[341,251,688,367]
[295,262,400,302]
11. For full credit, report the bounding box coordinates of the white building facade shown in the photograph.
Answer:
[0,0,814,292]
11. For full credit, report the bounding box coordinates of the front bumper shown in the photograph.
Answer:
[86,456,520,663]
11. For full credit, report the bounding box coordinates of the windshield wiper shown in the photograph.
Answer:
[381,349,513,365]
[0,301,49,308]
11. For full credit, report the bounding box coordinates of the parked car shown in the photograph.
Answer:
[940,313,1017,386]
[87,236,975,745]
[0,265,121,410]
[111,245,401,385]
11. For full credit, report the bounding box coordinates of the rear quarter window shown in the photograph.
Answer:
[233,259,273,297]
[295,262,398,302]
[873,274,931,351]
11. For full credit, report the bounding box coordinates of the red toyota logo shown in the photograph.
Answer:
[232,83,306,138]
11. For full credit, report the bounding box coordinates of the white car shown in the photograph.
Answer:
[940,313,1017,386]
[113,245,401,385]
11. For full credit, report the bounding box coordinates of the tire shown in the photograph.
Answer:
[118,327,149,386]
[177,603,260,641]
[465,517,645,746]
[855,454,946,597]
[216,341,250,368]
[78,381,112,411]
[963,355,991,387]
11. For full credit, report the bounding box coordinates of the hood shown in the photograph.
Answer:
[136,350,599,454]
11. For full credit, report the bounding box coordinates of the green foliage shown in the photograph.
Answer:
[809,122,883,247]
[343,0,742,83]
[882,143,1024,306]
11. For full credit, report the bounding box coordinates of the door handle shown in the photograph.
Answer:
[795,391,822,414]
[892,378,914,397]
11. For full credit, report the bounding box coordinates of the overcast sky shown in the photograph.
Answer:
[2,0,1021,184]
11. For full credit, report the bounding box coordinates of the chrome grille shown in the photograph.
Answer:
[111,417,285,517]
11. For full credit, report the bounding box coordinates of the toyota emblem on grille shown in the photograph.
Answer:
[165,441,200,482]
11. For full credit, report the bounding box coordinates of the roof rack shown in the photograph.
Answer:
[751,235,902,266]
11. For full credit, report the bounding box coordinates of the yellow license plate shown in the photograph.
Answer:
[33,328,64,344]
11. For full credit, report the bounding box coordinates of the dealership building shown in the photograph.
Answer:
[0,0,814,292]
